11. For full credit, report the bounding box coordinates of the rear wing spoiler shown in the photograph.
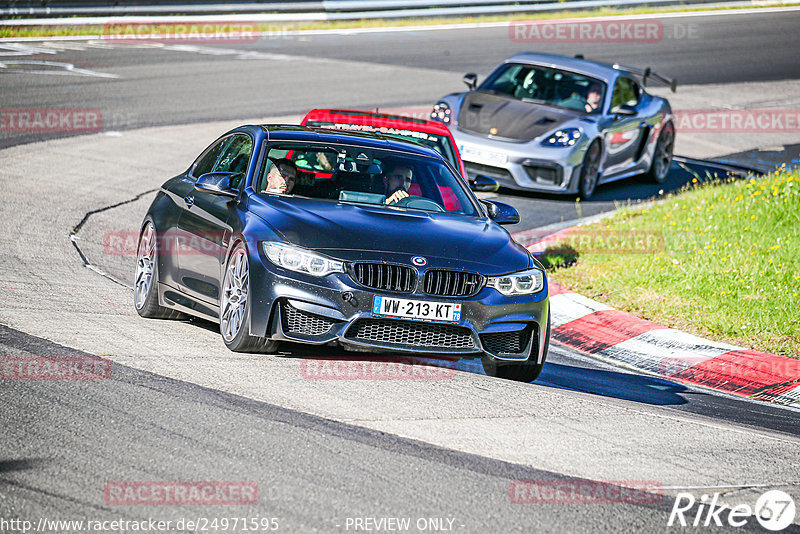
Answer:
[612,64,677,92]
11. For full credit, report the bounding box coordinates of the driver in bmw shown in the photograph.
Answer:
[383,164,413,205]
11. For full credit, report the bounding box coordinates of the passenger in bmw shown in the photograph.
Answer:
[263,158,297,195]
[383,164,413,205]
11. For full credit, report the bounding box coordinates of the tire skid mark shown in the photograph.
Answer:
[69,188,158,289]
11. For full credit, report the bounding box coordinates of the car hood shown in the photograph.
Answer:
[457,91,580,142]
[248,195,531,274]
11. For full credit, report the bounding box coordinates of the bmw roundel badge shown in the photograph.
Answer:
[412,256,427,266]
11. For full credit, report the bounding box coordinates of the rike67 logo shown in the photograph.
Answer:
[668,490,796,531]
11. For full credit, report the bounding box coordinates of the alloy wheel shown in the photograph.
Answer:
[134,223,156,310]
[654,123,675,181]
[220,247,249,342]
[580,142,601,199]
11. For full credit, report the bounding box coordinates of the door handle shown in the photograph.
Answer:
[184,194,194,207]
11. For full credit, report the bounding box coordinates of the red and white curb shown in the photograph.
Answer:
[513,230,800,406]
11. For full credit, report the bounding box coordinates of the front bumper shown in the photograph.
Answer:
[247,244,549,364]
[452,127,588,194]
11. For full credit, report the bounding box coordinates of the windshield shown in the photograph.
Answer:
[306,120,460,175]
[480,63,606,114]
[258,142,477,216]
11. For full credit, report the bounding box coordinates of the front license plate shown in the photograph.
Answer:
[372,296,461,323]
[460,145,508,166]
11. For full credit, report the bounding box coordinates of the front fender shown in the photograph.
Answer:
[144,187,184,291]
[232,210,284,337]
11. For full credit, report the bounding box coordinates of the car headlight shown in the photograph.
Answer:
[431,102,452,124]
[542,128,582,147]
[487,268,545,295]
[262,242,344,277]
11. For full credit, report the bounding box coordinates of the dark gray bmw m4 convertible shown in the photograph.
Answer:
[135,125,550,381]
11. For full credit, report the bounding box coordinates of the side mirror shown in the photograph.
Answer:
[468,174,499,192]
[481,200,520,225]
[195,172,240,198]
[612,104,637,117]
[463,73,478,91]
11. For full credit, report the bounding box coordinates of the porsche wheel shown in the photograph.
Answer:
[645,121,675,184]
[578,141,602,200]
[220,243,279,353]
[134,221,183,319]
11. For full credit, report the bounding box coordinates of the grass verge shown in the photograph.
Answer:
[544,168,800,358]
[1,3,799,39]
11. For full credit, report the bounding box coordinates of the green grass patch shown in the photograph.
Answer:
[546,168,800,357]
[2,3,799,39]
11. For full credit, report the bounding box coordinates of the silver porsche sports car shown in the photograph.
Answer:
[430,53,676,199]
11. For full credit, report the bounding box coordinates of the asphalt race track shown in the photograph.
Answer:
[2,8,800,149]
[1,8,799,533]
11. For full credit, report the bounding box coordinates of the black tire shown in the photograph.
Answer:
[578,141,602,200]
[481,318,551,383]
[220,242,279,353]
[644,121,675,184]
[134,221,184,320]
